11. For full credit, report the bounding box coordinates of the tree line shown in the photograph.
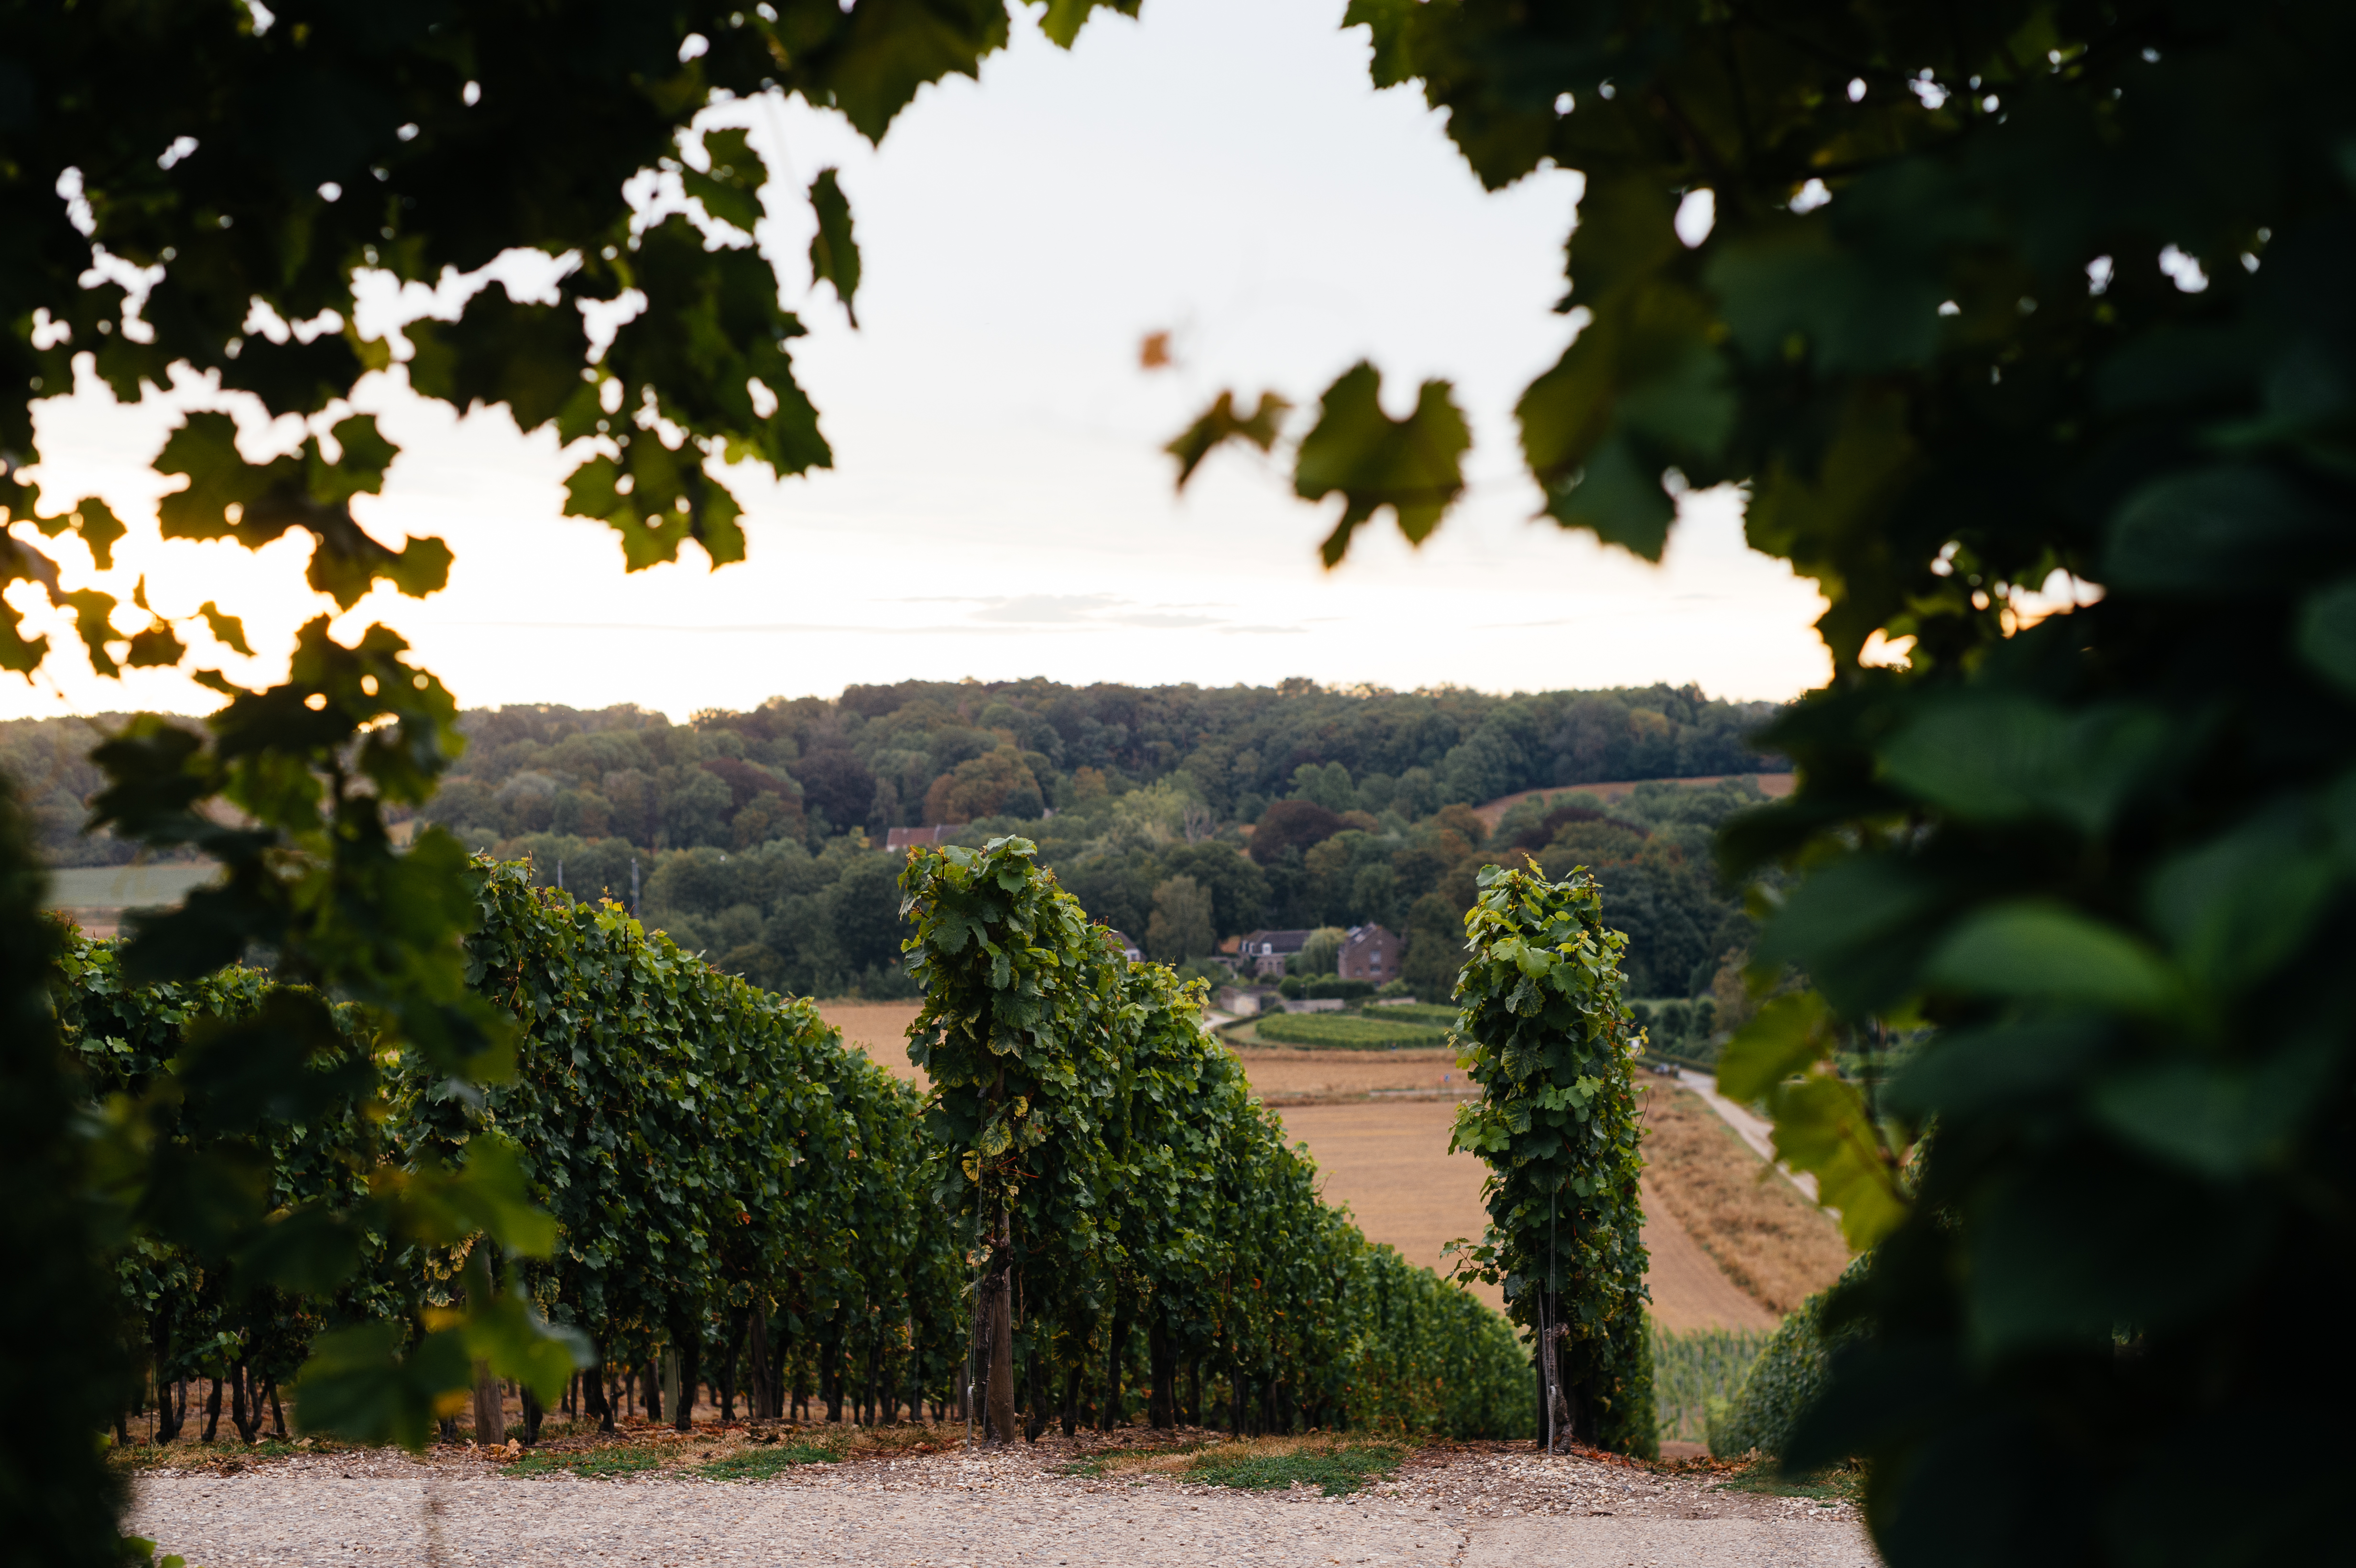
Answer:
[0,681,1782,868]
[11,686,1779,1013]
[468,773,1766,1009]
[428,763,1770,1013]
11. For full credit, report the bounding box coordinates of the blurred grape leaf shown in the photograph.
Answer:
[1293,362,1470,566]
[1927,903,2181,1016]
[806,167,861,327]
[1167,391,1292,489]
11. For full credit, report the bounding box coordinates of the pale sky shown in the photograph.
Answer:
[3,0,1831,724]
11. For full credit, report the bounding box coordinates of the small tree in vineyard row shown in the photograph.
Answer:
[1450,863,1655,1458]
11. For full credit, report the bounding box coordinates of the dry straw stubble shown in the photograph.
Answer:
[1639,1082,1850,1316]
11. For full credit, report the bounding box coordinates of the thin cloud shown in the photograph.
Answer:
[903,593,1231,629]
[440,620,1051,636]
[969,594,1123,624]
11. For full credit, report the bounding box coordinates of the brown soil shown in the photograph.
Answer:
[1269,1098,1792,1330]
[1637,1177,1775,1333]
[1637,1081,1850,1316]
[814,1001,925,1084]
[1270,1099,1502,1311]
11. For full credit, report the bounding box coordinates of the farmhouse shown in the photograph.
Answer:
[1235,928,1313,977]
[1338,923,1400,984]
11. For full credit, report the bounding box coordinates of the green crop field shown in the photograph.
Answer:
[1251,1013,1453,1051]
[1358,1002,1460,1027]
[1650,1321,1772,1445]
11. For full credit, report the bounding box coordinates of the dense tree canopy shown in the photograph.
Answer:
[0,2,1151,1557]
[9,684,1779,1005]
[1171,2,2356,1563]
[349,702,1771,1004]
[0,681,1774,867]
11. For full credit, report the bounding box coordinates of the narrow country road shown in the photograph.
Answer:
[1676,1069,1820,1204]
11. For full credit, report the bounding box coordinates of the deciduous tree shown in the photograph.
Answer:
[1145,874,1213,962]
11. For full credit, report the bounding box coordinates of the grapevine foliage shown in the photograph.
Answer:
[51,847,1530,1453]
[1179,4,2356,1560]
[1451,863,1653,1458]
[56,859,956,1449]
[0,796,123,1559]
[3,6,1145,1552]
[432,861,935,1427]
[902,834,1121,1437]
[55,939,408,1445]
[904,837,1531,1440]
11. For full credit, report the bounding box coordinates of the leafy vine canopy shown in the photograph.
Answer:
[1,0,1143,1460]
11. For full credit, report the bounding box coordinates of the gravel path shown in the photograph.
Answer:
[129,1442,1876,1568]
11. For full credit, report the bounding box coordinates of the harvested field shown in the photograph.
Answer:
[1272,1099,1501,1312]
[817,1012,1785,1331]
[1638,1178,1775,1333]
[815,1001,925,1084]
[43,861,218,910]
[1637,1081,1850,1316]
[1231,1045,1467,1103]
[1270,1098,1789,1331]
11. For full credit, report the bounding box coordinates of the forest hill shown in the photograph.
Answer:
[8,679,1781,1003]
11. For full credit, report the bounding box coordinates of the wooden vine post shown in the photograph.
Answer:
[1450,863,1657,1458]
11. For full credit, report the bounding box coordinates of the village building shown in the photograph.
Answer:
[1337,923,1401,984]
[1235,928,1313,978]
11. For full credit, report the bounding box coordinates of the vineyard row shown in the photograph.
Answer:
[59,849,1534,1449]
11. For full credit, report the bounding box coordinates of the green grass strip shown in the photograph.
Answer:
[1357,1002,1460,1026]
[503,1447,665,1480]
[1710,1463,1858,1504]
[1187,1444,1403,1497]
[696,1442,842,1480]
